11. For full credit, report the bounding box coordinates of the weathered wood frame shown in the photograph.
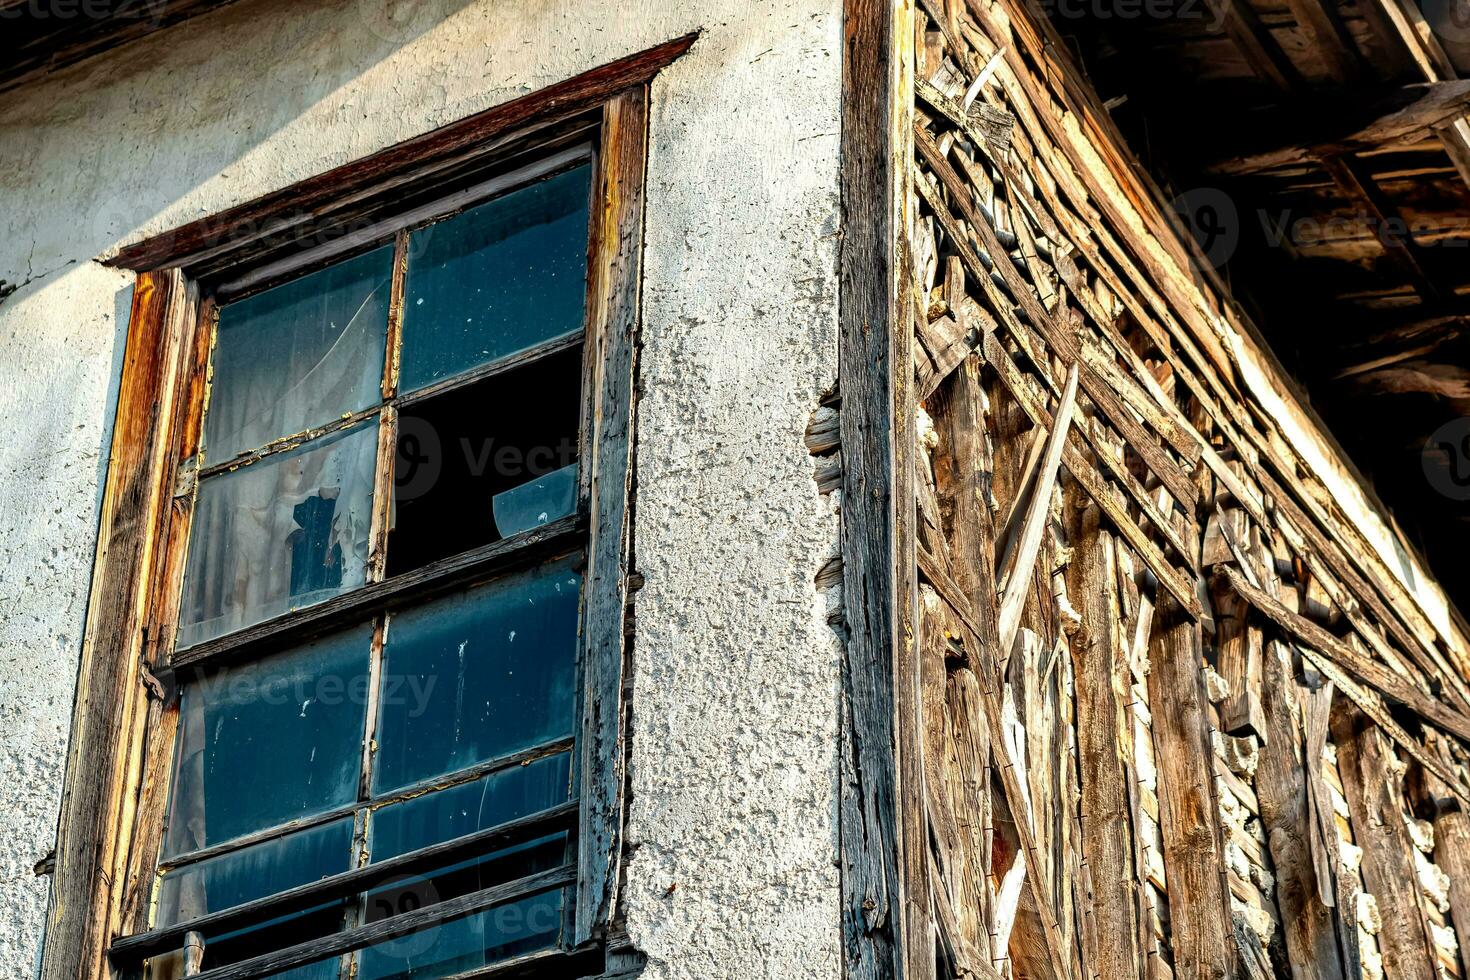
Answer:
[42,39,690,980]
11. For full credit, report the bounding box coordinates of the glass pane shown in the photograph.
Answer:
[165,626,371,854]
[356,838,566,980]
[178,422,377,648]
[372,559,582,794]
[369,753,572,860]
[158,817,354,925]
[399,165,592,392]
[206,244,392,461]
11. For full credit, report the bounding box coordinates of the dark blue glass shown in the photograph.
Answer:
[372,559,581,794]
[370,753,572,860]
[399,165,591,392]
[165,626,372,854]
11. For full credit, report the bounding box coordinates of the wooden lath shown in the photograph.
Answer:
[895,1,1470,979]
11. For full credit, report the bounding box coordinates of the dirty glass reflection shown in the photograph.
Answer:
[372,559,582,794]
[206,244,392,462]
[370,752,572,860]
[158,817,353,924]
[165,626,371,854]
[355,838,566,980]
[399,165,592,393]
[178,422,377,648]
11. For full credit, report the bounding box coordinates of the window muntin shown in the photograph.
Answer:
[138,152,599,979]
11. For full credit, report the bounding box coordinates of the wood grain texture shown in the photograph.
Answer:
[1330,704,1439,980]
[1146,596,1237,980]
[839,1,910,976]
[575,87,648,946]
[1064,495,1142,980]
[42,270,199,980]
[1254,643,1351,980]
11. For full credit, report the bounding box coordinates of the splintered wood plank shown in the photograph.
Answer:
[1330,704,1440,980]
[1254,643,1352,980]
[997,365,1078,651]
[42,271,199,980]
[575,87,648,946]
[840,0,921,977]
[1432,810,1470,977]
[1064,492,1142,980]
[1146,594,1238,980]
[1220,566,1470,750]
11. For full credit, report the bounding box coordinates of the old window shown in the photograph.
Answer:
[43,43,692,980]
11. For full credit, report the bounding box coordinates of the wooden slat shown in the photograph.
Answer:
[1330,705,1440,980]
[1064,494,1142,980]
[1253,643,1352,980]
[1220,566,1470,748]
[575,85,647,947]
[840,1,913,976]
[1432,810,1470,977]
[41,271,199,980]
[1146,594,1238,980]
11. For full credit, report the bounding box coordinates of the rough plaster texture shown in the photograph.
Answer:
[0,1,844,976]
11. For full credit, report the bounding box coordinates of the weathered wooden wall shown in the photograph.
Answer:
[893,0,1470,977]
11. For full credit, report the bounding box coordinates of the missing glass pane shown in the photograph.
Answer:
[372,560,582,795]
[398,165,592,393]
[178,421,378,648]
[388,346,581,576]
[206,244,392,462]
[165,625,372,855]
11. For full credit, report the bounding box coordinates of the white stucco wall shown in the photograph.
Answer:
[0,1,844,976]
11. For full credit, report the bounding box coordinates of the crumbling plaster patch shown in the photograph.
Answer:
[0,0,844,976]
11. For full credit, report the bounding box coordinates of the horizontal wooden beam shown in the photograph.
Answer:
[190,864,575,980]
[1206,81,1470,175]
[169,514,585,674]
[110,801,577,962]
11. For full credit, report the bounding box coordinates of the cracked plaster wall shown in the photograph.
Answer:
[0,1,844,976]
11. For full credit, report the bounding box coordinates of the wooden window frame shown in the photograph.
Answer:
[42,36,695,980]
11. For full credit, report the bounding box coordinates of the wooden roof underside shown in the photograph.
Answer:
[1058,0,1470,611]
[0,0,242,93]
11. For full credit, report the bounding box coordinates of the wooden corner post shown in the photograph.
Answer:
[840,0,926,978]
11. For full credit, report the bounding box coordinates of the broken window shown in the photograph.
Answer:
[107,133,628,980]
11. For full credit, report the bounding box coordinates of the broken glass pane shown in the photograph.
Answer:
[206,244,392,462]
[388,346,582,576]
[178,421,377,648]
[355,836,566,980]
[372,559,582,794]
[165,625,371,855]
[399,165,592,393]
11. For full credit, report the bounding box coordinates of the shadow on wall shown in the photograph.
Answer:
[0,0,485,307]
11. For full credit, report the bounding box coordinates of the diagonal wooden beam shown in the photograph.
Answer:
[1204,81,1470,174]
[1319,153,1442,302]
[1368,0,1470,191]
[1210,0,1305,93]
[1281,0,1370,84]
